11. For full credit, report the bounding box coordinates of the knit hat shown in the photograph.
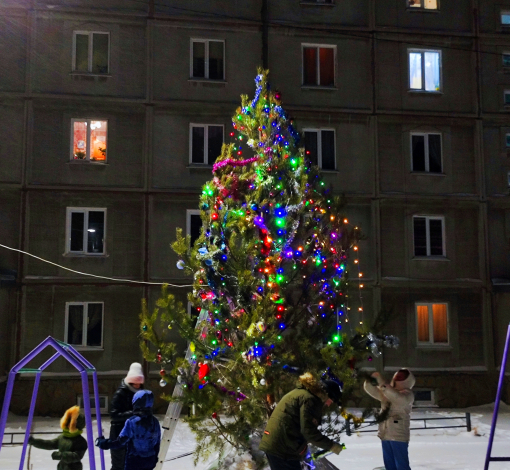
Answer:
[60,406,85,432]
[321,379,342,405]
[125,362,145,384]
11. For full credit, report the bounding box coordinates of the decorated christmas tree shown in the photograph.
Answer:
[140,69,396,467]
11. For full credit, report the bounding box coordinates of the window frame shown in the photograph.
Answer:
[408,48,442,93]
[189,123,224,165]
[301,43,337,88]
[410,132,443,173]
[501,11,510,26]
[77,394,108,414]
[70,118,108,162]
[415,302,450,346]
[407,0,439,10]
[302,128,337,170]
[189,39,226,81]
[503,52,510,68]
[64,301,104,350]
[412,215,446,258]
[505,90,510,107]
[65,207,107,255]
[72,31,110,75]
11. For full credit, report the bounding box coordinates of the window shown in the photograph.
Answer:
[503,53,510,67]
[71,119,107,162]
[408,0,438,9]
[502,11,510,25]
[187,210,202,246]
[411,133,442,173]
[304,129,336,170]
[408,49,441,92]
[77,395,108,414]
[413,216,445,257]
[190,124,223,165]
[188,302,200,323]
[415,302,448,345]
[65,302,104,348]
[73,32,109,74]
[507,171,510,187]
[302,44,335,87]
[506,133,510,148]
[413,390,436,406]
[190,39,225,80]
[66,208,106,255]
[505,91,510,106]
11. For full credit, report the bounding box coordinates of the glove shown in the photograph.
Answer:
[51,451,61,461]
[95,436,109,449]
[330,443,344,455]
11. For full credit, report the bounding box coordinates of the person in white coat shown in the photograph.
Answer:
[364,369,415,470]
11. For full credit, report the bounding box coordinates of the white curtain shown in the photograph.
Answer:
[409,52,423,89]
[424,52,440,91]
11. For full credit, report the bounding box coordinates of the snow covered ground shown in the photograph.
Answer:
[2,404,510,470]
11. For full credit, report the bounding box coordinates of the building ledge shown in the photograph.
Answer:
[412,256,450,261]
[67,160,108,166]
[301,86,338,91]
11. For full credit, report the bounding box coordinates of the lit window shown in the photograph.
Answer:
[191,39,225,80]
[416,303,448,345]
[73,32,109,74]
[65,302,104,348]
[66,208,106,255]
[408,49,441,92]
[502,11,510,25]
[411,133,442,173]
[304,129,336,170]
[503,53,510,67]
[71,119,107,162]
[187,210,203,246]
[302,45,335,87]
[413,216,445,257]
[190,124,223,165]
[408,0,438,9]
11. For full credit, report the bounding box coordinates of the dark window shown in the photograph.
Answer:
[303,46,335,86]
[192,42,205,78]
[207,126,223,165]
[304,130,335,169]
[189,214,202,245]
[413,216,444,257]
[413,217,427,257]
[191,125,223,165]
[411,133,442,173]
[68,209,105,254]
[73,32,109,74]
[321,130,335,170]
[66,303,103,348]
[70,212,85,252]
[192,40,224,80]
[87,211,105,254]
[192,127,205,163]
[504,53,510,67]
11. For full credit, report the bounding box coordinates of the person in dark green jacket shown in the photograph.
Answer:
[28,405,88,470]
[259,372,344,470]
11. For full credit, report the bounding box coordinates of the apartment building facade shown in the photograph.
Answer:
[0,0,508,414]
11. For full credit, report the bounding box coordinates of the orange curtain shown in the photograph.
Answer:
[319,48,334,86]
[432,304,448,343]
[416,305,429,342]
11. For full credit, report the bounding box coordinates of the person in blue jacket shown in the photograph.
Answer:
[96,390,161,470]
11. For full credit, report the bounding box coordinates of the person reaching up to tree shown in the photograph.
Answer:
[364,369,415,470]
[96,390,161,470]
[28,406,88,470]
[259,372,344,470]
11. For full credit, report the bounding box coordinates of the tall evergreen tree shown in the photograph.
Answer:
[140,70,395,467]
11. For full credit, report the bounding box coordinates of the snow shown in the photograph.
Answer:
[2,405,510,470]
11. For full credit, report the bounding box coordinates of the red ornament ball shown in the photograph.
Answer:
[212,412,218,419]
[159,369,166,377]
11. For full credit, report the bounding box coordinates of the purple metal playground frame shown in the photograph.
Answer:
[0,336,105,470]
[484,324,510,470]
